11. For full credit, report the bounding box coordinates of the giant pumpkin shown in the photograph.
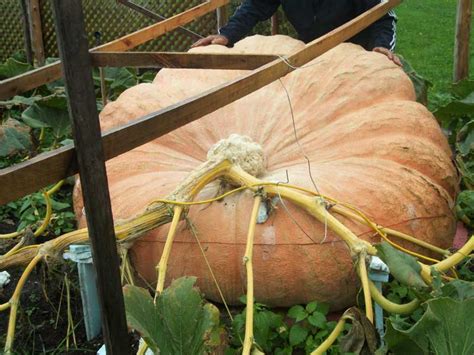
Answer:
[73,35,457,310]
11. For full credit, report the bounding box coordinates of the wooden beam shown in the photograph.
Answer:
[454,0,472,82]
[0,0,402,205]
[52,0,130,353]
[90,52,279,69]
[271,13,279,35]
[28,0,45,66]
[20,0,33,65]
[216,5,228,31]
[0,0,229,100]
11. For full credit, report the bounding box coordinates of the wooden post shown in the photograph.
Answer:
[52,0,130,353]
[216,5,228,31]
[271,13,279,35]
[20,0,33,65]
[28,0,45,66]
[454,0,472,82]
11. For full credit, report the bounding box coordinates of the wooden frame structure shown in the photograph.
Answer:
[1,0,402,351]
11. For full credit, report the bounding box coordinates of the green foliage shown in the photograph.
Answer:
[0,57,33,79]
[385,296,474,355]
[0,183,76,236]
[456,190,474,228]
[226,299,347,354]
[399,56,431,105]
[375,242,428,291]
[431,80,474,191]
[123,277,223,355]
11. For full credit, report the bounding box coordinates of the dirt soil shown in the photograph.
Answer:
[0,223,138,354]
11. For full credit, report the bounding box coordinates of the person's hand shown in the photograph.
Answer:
[191,34,229,48]
[372,47,402,67]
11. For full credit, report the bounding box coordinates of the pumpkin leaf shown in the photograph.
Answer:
[399,56,431,106]
[385,297,474,355]
[21,95,71,138]
[375,242,428,290]
[440,279,474,300]
[0,95,43,109]
[0,58,32,79]
[0,118,32,157]
[123,276,222,355]
[339,307,377,355]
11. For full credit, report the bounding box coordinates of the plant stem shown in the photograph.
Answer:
[242,195,262,355]
[369,280,420,314]
[226,166,376,256]
[4,254,43,354]
[311,315,348,355]
[358,251,373,323]
[155,206,184,298]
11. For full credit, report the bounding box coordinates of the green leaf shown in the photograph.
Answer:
[456,120,474,156]
[456,191,474,226]
[307,312,326,329]
[440,280,474,300]
[22,96,71,138]
[385,297,474,355]
[287,305,307,322]
[375,242,428,290]
[305,301,318,314]
[0,118,32,157]
[0,95,43,109]
[289,324,308,346]
[0,58,32,79]
[123,276,222,355]
[399,56,432,106]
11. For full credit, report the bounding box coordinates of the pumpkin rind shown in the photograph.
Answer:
[74,35,457,309]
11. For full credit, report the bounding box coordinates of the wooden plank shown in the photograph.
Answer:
[91,52,279,69]
[29,0,45,66]
[52,0,130,353]
[271,13,279,35]
[454,0,472,82]
[20,0,33,65]
[0,0,229,100]
[0,63,61,100]
[216,5,228,30]
[0,0,402,205]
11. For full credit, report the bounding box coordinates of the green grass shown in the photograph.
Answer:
[395,0,474,91]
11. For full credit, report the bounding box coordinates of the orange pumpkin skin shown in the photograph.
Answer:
[73,36,457,309]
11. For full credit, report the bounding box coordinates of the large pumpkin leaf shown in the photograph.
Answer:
[400,56,431,106]
[375,242,428,290]
[21,95,71,138]
[0,118,32,157]
[385,297,474,355]
[0,58,32,79]
[123,276,222,355]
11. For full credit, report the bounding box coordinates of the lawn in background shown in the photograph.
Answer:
[395,0,474,91]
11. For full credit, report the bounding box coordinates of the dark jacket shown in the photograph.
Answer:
[219,0,397,50]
